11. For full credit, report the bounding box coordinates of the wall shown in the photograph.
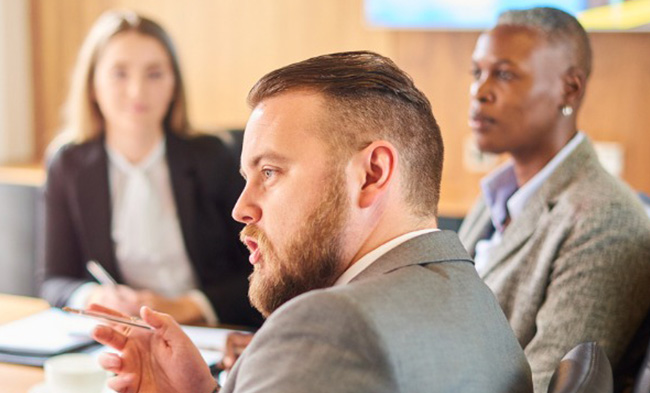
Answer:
[0,183,38,296]
[392,30,650,214]
[30,0,650,216]
[0,0,33,164]
[30,0,393,158]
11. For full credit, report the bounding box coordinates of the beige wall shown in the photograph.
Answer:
[0,0,33,164]
[30,0,393,155]
[30,0,650,215]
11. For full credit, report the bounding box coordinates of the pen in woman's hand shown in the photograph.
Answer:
[86,260,117,286]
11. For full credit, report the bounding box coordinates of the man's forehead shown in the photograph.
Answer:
[240,92,330,167]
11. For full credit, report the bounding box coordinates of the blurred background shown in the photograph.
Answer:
[1,0,649,296]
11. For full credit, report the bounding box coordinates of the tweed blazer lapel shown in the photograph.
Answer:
[480,194,545,277]
[458,198,492,256]
[479,137,596,278]
[165,132,201,267]
[73,138,122,280]
[536,137,599,208]
[350,230,474,283]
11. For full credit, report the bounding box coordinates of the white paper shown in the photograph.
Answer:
[0,308,98,356]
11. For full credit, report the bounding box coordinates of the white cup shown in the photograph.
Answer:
[43,353,107,393]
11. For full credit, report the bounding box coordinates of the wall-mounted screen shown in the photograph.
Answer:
[365,0,650,31]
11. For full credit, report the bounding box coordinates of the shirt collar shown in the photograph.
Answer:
[334,228,439,286]
[481,132,585,229]
[106,137,166,174]
[479,162,518,232]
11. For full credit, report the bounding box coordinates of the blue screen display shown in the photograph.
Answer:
[365,0,650,31]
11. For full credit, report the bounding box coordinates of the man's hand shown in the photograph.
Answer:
[220,332,254,371]
[90,304,216,393]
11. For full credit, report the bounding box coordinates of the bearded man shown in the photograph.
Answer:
[91,51,532,393]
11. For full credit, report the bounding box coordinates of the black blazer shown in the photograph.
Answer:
[37,131,262,328]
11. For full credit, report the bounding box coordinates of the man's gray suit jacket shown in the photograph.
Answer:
[221,230,532,393]
[459,137,650,393]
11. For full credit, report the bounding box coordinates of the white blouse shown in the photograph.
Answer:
[68,138,217,324]
[107,138,197,298]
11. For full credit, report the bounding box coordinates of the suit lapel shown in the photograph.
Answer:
[350,230,473,283]
[458,198,493,256]
[74,139,122,280]
[166,132,201,267]
[479,137,595,277]
[480,194,545,277]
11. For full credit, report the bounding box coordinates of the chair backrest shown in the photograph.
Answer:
[547,342,613,393]
[633,342,650,393]
[615,307,650,392]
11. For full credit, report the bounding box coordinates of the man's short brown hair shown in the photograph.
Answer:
[247,51,443,218]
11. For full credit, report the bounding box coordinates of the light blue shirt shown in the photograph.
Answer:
[474,132,585,275]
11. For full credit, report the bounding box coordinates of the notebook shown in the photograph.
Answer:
[0,308,100,365]
[0,307,243,369]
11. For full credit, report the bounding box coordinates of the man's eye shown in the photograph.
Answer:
[262,169,275,179]
[470,68,481,80]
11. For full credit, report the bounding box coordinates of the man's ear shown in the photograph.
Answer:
[562,66,587,109]
[355,141,397,209]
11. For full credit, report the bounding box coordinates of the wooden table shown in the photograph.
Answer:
[0,294,50,393]
[0,293,236,392]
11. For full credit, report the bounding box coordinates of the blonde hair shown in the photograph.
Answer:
[57,9,189,146]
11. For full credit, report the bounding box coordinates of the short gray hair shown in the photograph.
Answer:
[497,7,592,78]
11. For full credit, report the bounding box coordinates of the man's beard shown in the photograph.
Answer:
[240,172,349,318]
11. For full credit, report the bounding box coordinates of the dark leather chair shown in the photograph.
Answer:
[633,342,650,393]
[548,342,613,393]
[615,309,650,393]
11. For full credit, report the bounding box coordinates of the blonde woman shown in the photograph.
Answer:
[38,10,261,327]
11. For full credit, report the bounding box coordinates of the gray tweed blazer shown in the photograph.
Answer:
[459,137,650,393]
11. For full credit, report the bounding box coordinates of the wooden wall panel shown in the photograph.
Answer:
[392,31,650,214]
[30,0,393,153]
[29,1,650,215]
[30,0,114,157]
[393,32,483,216]
[580,33,650,195]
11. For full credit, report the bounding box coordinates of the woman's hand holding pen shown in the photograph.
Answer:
[87,285,142,317]
[86,261,143,318]
[85,262,204,325]
[136,291,204,325]
[87,285,205,325]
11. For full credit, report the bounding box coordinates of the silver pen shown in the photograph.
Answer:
[62,307,152,330]
[86,260,117,286]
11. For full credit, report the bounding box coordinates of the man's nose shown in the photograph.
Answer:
[232,185,261,225]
